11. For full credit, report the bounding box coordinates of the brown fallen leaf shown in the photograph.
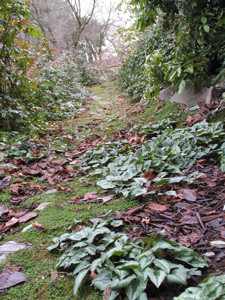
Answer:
[0,176,11,189]
[148,203,167,212]
[0,204,8,215]
[104,285,111,300]
[50,270,58,282]
[178,189,197,202]
[90,270,96,280]
[71,196,80,201]
[0,267,27,290]
[142,217,150,224]
[5,217,19,228]
[204,178,217,187]
[180,215,198,225]
[32,222,46,232]
[101,195,114,203]
[126,206,144,216]
[18,212,38,223]
[8,210,27,218]
[83,191,98,200]
[141,169,155,181]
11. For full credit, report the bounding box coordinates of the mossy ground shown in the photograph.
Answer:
[0,81,191,300]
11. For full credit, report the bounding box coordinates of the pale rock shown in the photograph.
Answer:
[159,84,214,107]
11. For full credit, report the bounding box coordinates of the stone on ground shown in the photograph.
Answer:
[159,84,213,106]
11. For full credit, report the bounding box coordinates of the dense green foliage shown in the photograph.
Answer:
[31,52,89,125]
[120,0,225,98]
[0,0,40,130]
[49,219,207,299]
[0,1,100,132]
[174,274,225,300]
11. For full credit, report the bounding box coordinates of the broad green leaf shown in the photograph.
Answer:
[73,260,90,275]
[138,293,148,300]
[73,268,89,296]
[201,17,207,24]
[118,260,140,269]
[126,278,148,300]
[166,266,187,285]
[106,291,120,300]
[139,254,155,270]
[97,180,116,189]
[178,80,186,94]
[203,25,210,32]
[174,275,225,300]
[110,220,123,227]
[92,270,112,291]
[110,275,136,290]
[147,268,167,288]
[153,259,176,274]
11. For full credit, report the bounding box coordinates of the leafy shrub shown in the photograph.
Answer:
[75,53,103,86]
[0,0,48,131]
[32,51,88,123]
[119,23,175,97]
[120,0,225,99]
[49,219,208,299]
[0,2,98,132]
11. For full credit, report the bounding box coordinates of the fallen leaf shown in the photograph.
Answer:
[126,206,144,216]
[0,204,8,215]
[90,270,96,279]
[10,183,21,194]
[204,178,217,187]
[5,217,19,228]
[141,169,154,181]
[178,189,197,202]
[101,195,114,203]
[18,212,38,223]
[83,191,98,200]
[180,216,198,225]
[51,271,58,282]
[142,217,150,224]
[104,285,111,300]
[0,176,11,189]
[32,222,46,232]
[45,189,57,195]
[0,267,27,290]
[148,203,167,212]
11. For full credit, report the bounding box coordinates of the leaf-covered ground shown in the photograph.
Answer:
[0,81,225,299]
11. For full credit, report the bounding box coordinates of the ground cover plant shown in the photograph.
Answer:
[49,218,208,300]
[80,120,225,199]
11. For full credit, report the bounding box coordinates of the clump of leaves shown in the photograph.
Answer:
[80,141,134,171]
[174,274,225,300]
[132,119,176,138]
[80,121,225,198]
[49,219,208,300]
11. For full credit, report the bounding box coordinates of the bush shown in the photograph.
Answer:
[120,0,225,99]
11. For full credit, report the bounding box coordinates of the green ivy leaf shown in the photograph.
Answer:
[73,268,89,296]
